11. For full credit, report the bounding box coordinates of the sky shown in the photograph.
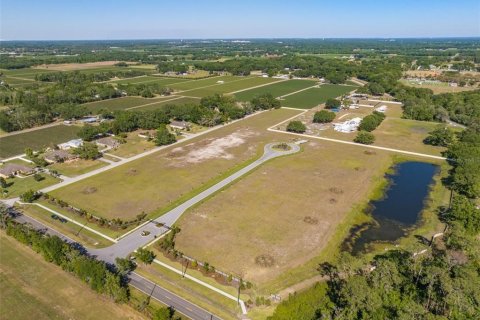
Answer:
[1,0,479,40]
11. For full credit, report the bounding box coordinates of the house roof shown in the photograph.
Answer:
[44,150,75,162]
[169,120,189,129]
[96,136,120,148]
[0,163,34,176]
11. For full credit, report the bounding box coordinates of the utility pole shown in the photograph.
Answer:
[76,221,88,236]
[182,258,189,278]
[237,277,242,305]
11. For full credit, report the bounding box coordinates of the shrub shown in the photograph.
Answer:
[155,124,176,146]
[354,131,375,144]
[313,110,336,123]
[286,121,306,133]
[358,111,386,132]
[325,98,341,109]
[20,190,39,203]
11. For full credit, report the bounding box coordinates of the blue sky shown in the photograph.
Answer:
[1,0,479,40]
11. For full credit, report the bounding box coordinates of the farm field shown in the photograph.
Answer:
[180,76,281,97]
[84,96,170,112]
[280,84,357,109]
[2,173,60,198]
[234,79,317,101]
[0,125,81,159]
[50,159,108,177]
[50,108,302,221]
[168,75,241,91]
[0,232,146,320]
[0,67,57,78]
[130,96,200,111]
[399,79,478,94]
[174,140,395,290]
[113,76,189,86]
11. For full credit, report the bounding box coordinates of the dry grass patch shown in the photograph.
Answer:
[175,141,393,287]
[50,109,302,221]
[50,159,107,177]
[34,61,130,71]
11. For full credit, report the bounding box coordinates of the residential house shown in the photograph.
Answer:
[169,120,190,131]
[95,136,120,149]
[0,163,35,178]
[44,150,77,164]
[58,139,83,150]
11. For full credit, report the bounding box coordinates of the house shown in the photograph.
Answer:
[95,136,120,148]
[58,139,83,150]
[333,117,362,133]
[44,150,77,164]
[0,163,35,178]
[169,120,190,130]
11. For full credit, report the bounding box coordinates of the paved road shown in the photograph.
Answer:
[90,143,301,262]
[11,212,222,320]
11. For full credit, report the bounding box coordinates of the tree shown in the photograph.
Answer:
[325,98,341,109]
[24,148,34,158]
[286,121,306,133]
[33,173,44,182]
[0,177,7,188]
[354,131,375,144]
[20,190,38,203]
[424,126,456,147]
[135,248,155,265]
[358,112,386,132]
[115,257,136,275]
[155,124,176,146]
[72,142,101,160]
[251,93,281,110]
[313,110,336,123]
[153,306,175,320]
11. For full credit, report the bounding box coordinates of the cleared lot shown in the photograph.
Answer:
[50,109,302,221]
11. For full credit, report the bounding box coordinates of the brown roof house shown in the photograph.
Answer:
[44,150,77,164]
[95,136,121,149]
[169,120,190,130]
[0,163,35,178]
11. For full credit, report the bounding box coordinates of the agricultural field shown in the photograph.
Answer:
[174,139,395,290]
[180,76,281,97]
[280,84,357,109]
[0,124,81,159]
[50,108,302,221]
[2,173,60,198]
[33,61,133,71]
[129,96,200,111]
[49,159,108,177]
[168,75,241,91]
[112,76,188,86]
[84,96,170,112]
[400,79,478,94]
[0,232,146,320]
[234,79,318,101]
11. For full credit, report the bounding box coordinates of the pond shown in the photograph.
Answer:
[342,161,439,255]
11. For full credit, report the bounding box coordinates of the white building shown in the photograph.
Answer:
[58,139,83,150]
[375,105,388,113]
[333,117,362,133]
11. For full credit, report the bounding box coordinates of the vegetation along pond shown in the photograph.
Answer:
[343,161,439,255]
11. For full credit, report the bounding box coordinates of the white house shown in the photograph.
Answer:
[333,117,362,133]
[58,139,83,150]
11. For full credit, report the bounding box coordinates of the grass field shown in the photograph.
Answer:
[400,79,478,94]
[280,84,356,109]
[129,96,200,111]
[2,173,60,198]
[50,159,107,177]
[0,232,146,320]
[168,75,241,91]
[174,140,394,289]
[234,79,317,101]
[0,125,81,159]
[84,96,169,112]
[113,76,189,86]
[50,108,302,221]
[180,76,281,98]
[107,131,156,158]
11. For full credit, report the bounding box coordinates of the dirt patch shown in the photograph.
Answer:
[81,187,97,195]
[255,254,275,267]
[329,187,344,195]
[303,216,319,225]
[126,168,138,176]
[171,129,258,164]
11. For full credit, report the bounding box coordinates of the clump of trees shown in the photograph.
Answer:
[72,142,101,160]
[313,110,336,123]
[424,125,456,146]
[358,111,386,132]
[286,121,306,133]
[155,124,176,146]
[250,93,281,110]
[135,248,156,265]
[325,98,341,109]
[354,131,375,144]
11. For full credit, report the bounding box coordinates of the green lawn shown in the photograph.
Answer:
[281,84,357,109]
[0,232,146,320]
[1,173,60,199]
[168,75,241,91]
[49,159,107,177]
[113,76,188,85]
[131,96,200,111]
[0,125,81,159]
[181,76,281,98]
[234,79,318,101]
[84,96,169,112]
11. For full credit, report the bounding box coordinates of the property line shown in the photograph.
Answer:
[267,128,446,160]
[19,201,118,243]
[278,84,320,99]
[150,258,248,315]
[226,78,287,94]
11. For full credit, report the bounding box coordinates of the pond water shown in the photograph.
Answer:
[343,161,439,255]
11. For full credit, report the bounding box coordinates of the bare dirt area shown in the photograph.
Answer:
[50,109,302,220]
[174,140,394,288]
[33,61,129,71]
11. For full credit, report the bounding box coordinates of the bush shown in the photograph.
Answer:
[325,98,341,109]
[313,110,336,123]
[33,173,44,182]
[286,121,306,133]
[354,131,375,144]
[135,248,155,265]
[155,124,176,146]
[73,142,101,160]
[20,190,39,203]
[358,111,386,132]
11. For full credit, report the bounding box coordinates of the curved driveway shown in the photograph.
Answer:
[90,142,300,262]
